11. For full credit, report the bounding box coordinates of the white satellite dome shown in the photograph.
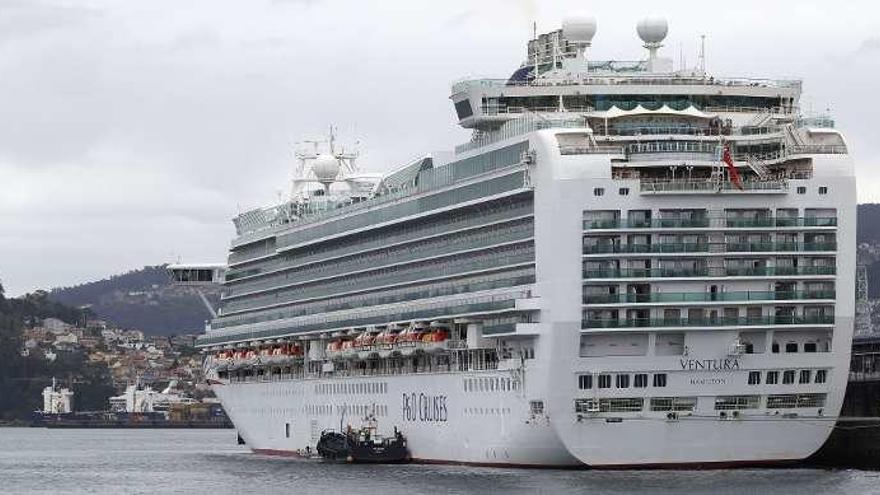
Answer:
[311,153,340,182]
[637,16,668,45]
[562,13,597,44]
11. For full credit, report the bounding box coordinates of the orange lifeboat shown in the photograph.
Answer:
[244,348,259,366]
[421,328,450,353]
[325,340,344,360]
[396,326,426,356]
[375,330,398,358]
[356,332,379,360]
[340,339,357,359]
[212,350,232,371]
[266,344,285,365]
[290,343,305,359]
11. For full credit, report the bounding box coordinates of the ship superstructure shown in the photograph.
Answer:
[194,15,856,467]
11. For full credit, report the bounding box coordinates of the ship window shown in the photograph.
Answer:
[819,186,828,195]
[530,401,544,415]
[785,342,798,353]
[799,370,811,384]
[771,342,780,353]
[594,188,605,196]
[653,373,667,387]
[619,187,630,196]
[748,371,761,385]
[815,370,828,383]
[650,397,697,412]
[634,374,648,388]
[714,395,760,410]
[766,371,779,384]
[578,375,593,390]
[804,342,817,353]
[616,374,630,388]
[285,423,290,438]
[598,374,612,388]
[783,370,796,384]
[797,186,806,194]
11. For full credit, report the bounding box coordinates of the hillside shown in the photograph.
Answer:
[49,265,218,336]
[858,204,880,244]
[0,286,115,421]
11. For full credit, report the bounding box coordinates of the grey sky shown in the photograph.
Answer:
[0,0,878,295]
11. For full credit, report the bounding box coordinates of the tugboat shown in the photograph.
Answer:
[316,414,409,463]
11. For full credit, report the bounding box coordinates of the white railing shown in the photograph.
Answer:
[639,179,788,193]
[452,76,800,94]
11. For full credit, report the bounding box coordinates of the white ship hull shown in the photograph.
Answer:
[212,351,843,467]
[213,368,580,467]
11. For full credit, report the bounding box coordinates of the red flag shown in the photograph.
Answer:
[722,144,743,190]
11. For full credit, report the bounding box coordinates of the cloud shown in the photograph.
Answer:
[858,37,880,53]
[1,0,879,295]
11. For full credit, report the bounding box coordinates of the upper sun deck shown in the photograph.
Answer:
[450,19,802,130]
[452,73,800,96]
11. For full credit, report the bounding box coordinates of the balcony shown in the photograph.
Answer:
[726,217,837,228]
[582,266,836,279]
[583,216,837,230]
[582,241,836,255]
[583,243,708,254]
[724,242,836,252]
[584,218,710,229]
[583,290,836,305]
[582,315,835,329]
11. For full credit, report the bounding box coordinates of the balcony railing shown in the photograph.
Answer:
[558,145,626,155]
[582,266,836,279]
[640,179,788,193]
[583,290,836,305]
[584,218,710,229]
[582,241,837,255]
[583,243,709,254]
[724,242,836,252]
[582,315,835,329]
[789,144,848,155]
[583,217,837,230]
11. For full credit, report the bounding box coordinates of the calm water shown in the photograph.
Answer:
[0,428,878,495]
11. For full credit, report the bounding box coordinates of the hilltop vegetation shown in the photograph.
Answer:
[49,265,218,336]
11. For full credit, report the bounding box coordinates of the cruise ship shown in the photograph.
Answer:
[184,15,856,467]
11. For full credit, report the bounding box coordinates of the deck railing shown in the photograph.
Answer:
[582,315,835,329]
[583,290,836,305]
[582,266,836,279]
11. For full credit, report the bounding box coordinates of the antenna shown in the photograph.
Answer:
[679,42,683,71]
[533,21,539,78]
[699,34,706,74]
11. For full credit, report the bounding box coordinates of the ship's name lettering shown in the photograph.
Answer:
[679,358,740,371]
[402,393,448,423]
[690,377,728,386]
